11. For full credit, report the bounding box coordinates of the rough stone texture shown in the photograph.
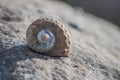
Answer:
[0,0,120,80]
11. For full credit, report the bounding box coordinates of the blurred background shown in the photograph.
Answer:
[62,0,120,26]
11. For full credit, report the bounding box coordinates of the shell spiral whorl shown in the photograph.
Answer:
[26,18,71,57]
[37,29,55,52]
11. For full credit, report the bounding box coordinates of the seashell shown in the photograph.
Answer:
[26,18,71,57]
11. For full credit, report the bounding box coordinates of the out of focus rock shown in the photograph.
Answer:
[63,0,120,26]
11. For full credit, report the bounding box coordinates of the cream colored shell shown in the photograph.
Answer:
[26,18,71,57]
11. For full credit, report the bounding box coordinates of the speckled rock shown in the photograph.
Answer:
[0,0,120,80]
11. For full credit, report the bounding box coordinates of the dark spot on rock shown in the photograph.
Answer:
[1,15,22,22]
[68,22,83,31]
[15,29,20,33]
[0,5,23,22]
[0,25,19,37]
[73,65,79,68]
[98,64,108,70]
[0,44,5,53]
[37,9,44,14]
[101,70,109,77]
[112,68,120,80]
[52,68,69,80]
[1,15,12,21]
[98,63,120,80]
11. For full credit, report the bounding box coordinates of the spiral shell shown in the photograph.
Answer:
[26,18,71,57]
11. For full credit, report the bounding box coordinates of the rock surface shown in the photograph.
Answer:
[0,0,120,80]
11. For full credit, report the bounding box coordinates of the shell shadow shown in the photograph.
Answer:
[0,44,60,80]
